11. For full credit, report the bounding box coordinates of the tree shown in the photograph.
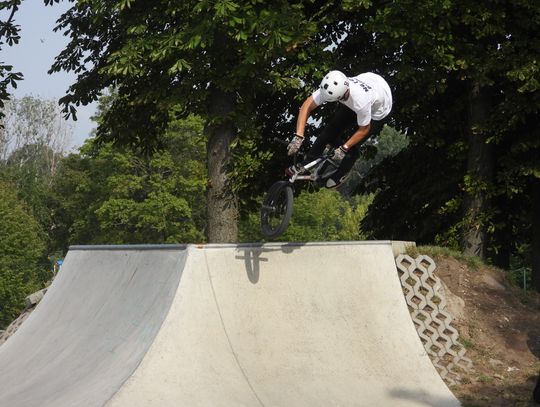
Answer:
[533,178,540,292]
[0,180,48,328]
[340,125,409,197]
[44,0,359,242]
[0,0,24,123]
[0,96,71,170]
[240,189,373,242]
[361,142,465,245]
[0,96,72,234]
[92,142,205,244]
[340,0,540,290]
[347,1,539,259]
[50,114,207,250]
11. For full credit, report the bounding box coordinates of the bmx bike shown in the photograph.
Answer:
[260,138,340,239]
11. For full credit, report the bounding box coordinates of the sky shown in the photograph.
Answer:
[2,1,96,150]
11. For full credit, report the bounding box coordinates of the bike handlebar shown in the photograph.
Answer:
[274,136,336,160]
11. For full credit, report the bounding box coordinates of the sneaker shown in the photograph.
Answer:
[285,165,301,177]
[325,178,340,189]
[325,172,350,189]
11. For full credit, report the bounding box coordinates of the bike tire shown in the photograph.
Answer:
[260,181,294,239]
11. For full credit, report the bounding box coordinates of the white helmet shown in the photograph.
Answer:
[320,70,349,102]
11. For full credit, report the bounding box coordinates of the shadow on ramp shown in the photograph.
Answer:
[234,242,306,283]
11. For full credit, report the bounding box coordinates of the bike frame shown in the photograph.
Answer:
[259,140,338,239]
[273,137,337,185]
[287,153,338,185]
[287,157,326,182]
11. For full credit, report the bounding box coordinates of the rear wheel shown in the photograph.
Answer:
[260,181,294,239]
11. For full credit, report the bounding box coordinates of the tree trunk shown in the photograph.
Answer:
[461,82,494,259]
[532,177,540,292]
[205,89,238,243]
[487,194,511,269]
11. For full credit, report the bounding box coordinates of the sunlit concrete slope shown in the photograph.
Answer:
[0,242,460,407]
[0,245,188,407]
[108,242,460,407]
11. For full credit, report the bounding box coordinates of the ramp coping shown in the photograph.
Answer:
[69,240,410,251]
[69,244,188,250]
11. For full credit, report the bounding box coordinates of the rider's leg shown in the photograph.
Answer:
[325,148,359,188]
[307,105,357,158]
[325,119,385,188]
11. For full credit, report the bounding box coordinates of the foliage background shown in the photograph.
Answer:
[0,180,48,327]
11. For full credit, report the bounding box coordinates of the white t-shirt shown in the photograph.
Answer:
[312,72,393,126]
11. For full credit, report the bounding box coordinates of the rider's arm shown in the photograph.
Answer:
[295,96,318,138]
[343,123,371,149]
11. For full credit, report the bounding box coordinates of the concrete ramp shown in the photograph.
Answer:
[0,242,460,407]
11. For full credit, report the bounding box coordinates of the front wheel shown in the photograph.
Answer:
[260,181,294,239]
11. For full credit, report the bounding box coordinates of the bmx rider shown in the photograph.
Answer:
[286,70,393,188]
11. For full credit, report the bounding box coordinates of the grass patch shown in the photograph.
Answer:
[477,374,493,384]
[458,336,474,349]
[459,376,472,385]
[406,245,484,270]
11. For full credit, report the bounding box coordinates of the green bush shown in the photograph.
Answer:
[0,181,47,328]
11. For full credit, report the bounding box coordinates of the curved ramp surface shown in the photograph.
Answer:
[0,246,187,407]
[0,242,460,407]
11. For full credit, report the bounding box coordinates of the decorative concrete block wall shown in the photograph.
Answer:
[396,254,473,385]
